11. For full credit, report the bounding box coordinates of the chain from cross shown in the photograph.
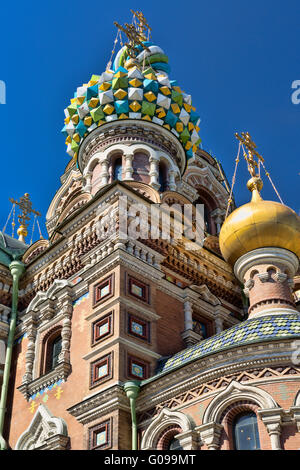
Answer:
[9,193,41,228]
[235,132,264,178]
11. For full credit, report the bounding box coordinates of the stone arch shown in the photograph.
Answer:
[15,404,69,450]
[199,381,282,450]
[22,239,49,265]
[140,408,195,450]
[202,381,278,425]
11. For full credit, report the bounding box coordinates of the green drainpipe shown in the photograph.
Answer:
[0,260,24,450]
[124,381,140,450]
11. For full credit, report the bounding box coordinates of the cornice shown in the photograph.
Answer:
[67,384,129,424]
[137,339,299,412]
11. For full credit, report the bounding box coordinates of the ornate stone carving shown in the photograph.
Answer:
[15,404,69,450]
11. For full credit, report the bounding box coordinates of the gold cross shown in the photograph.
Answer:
[9,193,41,230]
[114,11,151,59]
[130,10,152,40]
[235,132,264,178]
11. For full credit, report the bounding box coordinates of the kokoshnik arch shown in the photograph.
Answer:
[0,11,300,451]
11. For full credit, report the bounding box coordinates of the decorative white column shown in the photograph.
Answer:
[123,152,134,181]
[175,430,199,450]
[168,169,177,191]
[149,156,160,190]
[196,422,223,450]
[181,300,203,347]
[184,301,193,331]
[215,317,224,334]
[83,171,92,193]
[258,408,284,450]
[100,158,109,186]
[22,320,37,384]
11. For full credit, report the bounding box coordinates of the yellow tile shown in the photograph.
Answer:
[71,114,79,125]
[172,86,182,93]
[176,122,184,133]
[114,70,127,78]
[142,115,152,121]
[160,86,171,96]
[99,82,111,91]
[119,113,129,119]
[97,120,106,126]
[156,107,166,118]
[77,96,85,105]
[114,89,127,99]
[129,78,142,87]
[171,103,180,114]
[89,97,99,108]
[183,103,192,113]
[64,116,70,124]
[84,116,92,127]
[163,124,171,130]
[65,135,71,144]
[188,122,194,131]
[129,101,141,112]
[144,72,157,80]
[88,80,98,86]
[73,133,80,142]
[144,91,156,102]
[70,98,77,104]
[103,104,114,115]
[185,141,192,150]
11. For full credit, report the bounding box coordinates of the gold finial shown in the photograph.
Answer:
[235,132,265,200]
[235,132,264,178]
[9,193,41,243]
[130,10,152,41]
[114,11,151,68]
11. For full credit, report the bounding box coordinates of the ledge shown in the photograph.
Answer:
[17,362,71,400]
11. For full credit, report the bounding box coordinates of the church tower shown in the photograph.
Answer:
[1,13,300,451]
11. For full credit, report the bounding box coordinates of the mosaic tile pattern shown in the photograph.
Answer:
[14,332,27,346]
[154,314,300,377]
[62,42,201,163]
[73,291,89,307]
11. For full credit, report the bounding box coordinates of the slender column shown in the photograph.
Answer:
[100,159,109,186]
[258,409,284,450]
[22,321,37,384]
[124,153,134,181]
[196,422,223,450]
[149,156,160,190]
[184,301,193,331]
[168,169,176,191]
[83,172,92,192]
[59,303,73,364]
[215,317,224,334]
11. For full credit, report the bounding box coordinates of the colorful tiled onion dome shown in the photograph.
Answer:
[61,42,201,164]
[151,314,300,378]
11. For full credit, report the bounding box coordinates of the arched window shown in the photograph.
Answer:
[50,336,62,370]
[113,157,123,181]
[233,412,260,450]
[41,330,63,375]
[168,437,183,450]
[158,162,168,192]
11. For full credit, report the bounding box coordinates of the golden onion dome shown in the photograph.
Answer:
[219,176,300,266]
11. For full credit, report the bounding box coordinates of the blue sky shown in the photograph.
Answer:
[0,0,299,241]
